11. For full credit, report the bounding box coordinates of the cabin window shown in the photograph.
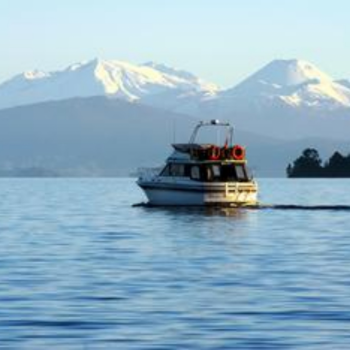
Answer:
[160,165,170,176]
[191,166,200,180]
[204,166,212,181]
[203,164,248,182]
[184,165,191,177]
[235,164,247,181]
[202,164,221,182]
[160,164,191,177]
[212,165,221,178]
[221,164,236,181]
[170,164,185,177]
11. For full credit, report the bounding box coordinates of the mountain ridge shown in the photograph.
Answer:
[1,58,350,142]
[0,58,219,110]
[1,58,349,112]
[219,59,350,108]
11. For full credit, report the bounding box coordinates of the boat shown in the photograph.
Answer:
[137,120,258,206]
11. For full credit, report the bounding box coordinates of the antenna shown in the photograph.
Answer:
[172,118,176,143]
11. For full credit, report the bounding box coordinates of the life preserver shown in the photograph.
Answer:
[231,145,245,160]
[208,146,221,160]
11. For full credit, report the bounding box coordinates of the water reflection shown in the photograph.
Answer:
[137,205,250,219]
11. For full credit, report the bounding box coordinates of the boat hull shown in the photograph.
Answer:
[138,180,258,206]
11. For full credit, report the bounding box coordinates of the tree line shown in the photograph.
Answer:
[287,148,350,177]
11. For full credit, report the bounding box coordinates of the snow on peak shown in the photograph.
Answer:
[142,61,219,94]
[234,59,333,90]
[143,61,198,81]
[225,59,350,108]
[262,59,333,86]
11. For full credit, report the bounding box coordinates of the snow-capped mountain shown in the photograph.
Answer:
[217,59,350,109]
[0,58,349,117]
[0,58,219,110]
[1,58,350,176]
[198,59,350,140]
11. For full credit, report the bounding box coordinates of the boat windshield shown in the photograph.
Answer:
[203,163,249,182]
[160,162,250,182]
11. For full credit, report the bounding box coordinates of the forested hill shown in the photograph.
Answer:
[287,148,350,177]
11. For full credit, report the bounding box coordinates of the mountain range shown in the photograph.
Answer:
[0,59,218,112]
[0,58,349,176]
[1,58,350,112]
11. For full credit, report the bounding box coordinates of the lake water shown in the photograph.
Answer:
[1,178,350,349]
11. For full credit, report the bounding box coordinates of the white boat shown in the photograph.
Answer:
[137,120,258,206]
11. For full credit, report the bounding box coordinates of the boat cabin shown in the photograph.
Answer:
[159,161,250,182]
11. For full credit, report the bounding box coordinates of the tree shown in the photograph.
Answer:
[287,148,350,178]
[324,151,349,177]
[287,148,324,177]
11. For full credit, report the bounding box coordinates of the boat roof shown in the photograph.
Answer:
[172,143,214,153]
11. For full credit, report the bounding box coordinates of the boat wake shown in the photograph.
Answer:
[256,204,350,211]
[133,202,350,211]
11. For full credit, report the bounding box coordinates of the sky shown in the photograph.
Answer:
[1,0,350,87]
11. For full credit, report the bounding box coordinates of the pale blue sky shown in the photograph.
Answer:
[1,0,349,87]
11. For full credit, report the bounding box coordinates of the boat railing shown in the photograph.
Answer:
[137,167,162,181]
[189,119,233,145]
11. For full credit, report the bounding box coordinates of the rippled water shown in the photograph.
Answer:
[1,178,350,349]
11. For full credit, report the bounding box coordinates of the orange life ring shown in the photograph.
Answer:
[231,145,245,160]
[208,146,221,160]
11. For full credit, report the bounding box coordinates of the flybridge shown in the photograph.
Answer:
[172,144,246,162]
[171,120,245,162]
